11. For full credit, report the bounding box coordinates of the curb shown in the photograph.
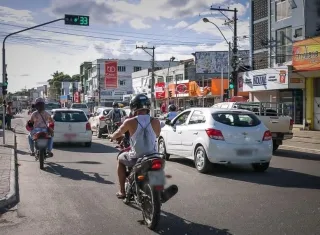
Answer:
[0,131,18,210]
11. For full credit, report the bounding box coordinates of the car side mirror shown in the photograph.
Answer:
[165,119,171,125]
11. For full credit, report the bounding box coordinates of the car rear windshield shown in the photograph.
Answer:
[45,103,61,110]
[212,112,261,127]
[72,104,88,109]
[102,109,111,115]
[53,111,87,122]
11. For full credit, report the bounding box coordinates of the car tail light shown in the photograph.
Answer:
[99,116,105,121]
[205,128,224,140]
[86,123,91,130]
[263,130,272,141]
[289,119,294,130]
[151,159,162,170]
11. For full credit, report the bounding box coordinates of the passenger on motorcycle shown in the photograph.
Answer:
[28,98,54,157]
[111,94,161,199]
[166,104,178,121]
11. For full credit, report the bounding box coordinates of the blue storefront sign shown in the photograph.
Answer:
[253,74,267,86]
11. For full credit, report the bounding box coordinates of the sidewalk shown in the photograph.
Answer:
[0,130,17,210]
[293,129,320,139]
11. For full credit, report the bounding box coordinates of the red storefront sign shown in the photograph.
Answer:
[105,61,118,88]
[175,83,189,94]
[155,82,165,99]
[74,92,80,103]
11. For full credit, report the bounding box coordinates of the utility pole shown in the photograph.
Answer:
[210,6,238,96]
[97,63,101,105]
[136,45,156,116]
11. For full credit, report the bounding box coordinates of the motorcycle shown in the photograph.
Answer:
[118,148,178,230]
[33,131,51,169]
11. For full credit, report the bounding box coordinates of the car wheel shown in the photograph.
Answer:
[194,145,211,173]
[272,141,279,152]
[85,142,92,147]
[252,162,269,172]
[97,126,102,138]
[158,138,170,160]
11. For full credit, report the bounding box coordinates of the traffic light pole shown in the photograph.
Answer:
[2,18,64,144]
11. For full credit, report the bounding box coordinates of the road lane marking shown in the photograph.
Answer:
[281,145,320,153]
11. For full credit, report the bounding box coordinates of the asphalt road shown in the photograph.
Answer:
[0,115,319,235]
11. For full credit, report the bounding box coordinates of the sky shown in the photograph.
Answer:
[0,0,250,92]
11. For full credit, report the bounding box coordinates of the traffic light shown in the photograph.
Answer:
[229,73,234,89]
[223,89,229,101]
[2,73,8,95]
[64,14,89,26]
[169,90,172,98]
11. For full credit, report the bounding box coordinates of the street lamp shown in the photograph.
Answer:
[166,56,175,107]
[202,17,232,99]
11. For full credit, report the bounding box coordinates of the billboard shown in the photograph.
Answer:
[155,82,165,99]
[292,36,320,71]
[105,60,118,88]
[195,50,249,74]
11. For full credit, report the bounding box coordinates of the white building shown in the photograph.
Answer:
[132,63,189,108]
[86,59,178,106]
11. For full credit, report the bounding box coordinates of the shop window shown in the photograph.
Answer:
[175,74,184,81]
[166,76,173,83]
[276,0,292,21]
[157,76,164,83]
[118,66,126,72]
[133,66,142,72]
[294,28,303,38]
[119,80,126,86]
[276,27,292,64]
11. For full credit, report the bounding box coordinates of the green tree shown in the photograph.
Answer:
[48,71,72,96]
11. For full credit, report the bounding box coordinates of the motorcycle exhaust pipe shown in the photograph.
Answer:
[161,185,178,203]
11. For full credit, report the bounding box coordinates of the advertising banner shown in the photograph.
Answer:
[293,36,320,71]
[175,83,189,95]
[105,61,118,88]
[155,82,165,99]
[74,92,80,103]
[195,50,249,74]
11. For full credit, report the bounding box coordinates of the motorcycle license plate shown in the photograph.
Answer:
[148,170,165,186]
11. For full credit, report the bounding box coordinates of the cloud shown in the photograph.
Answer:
[129,19,151,29]
[0,6,35,25]
[47,0,240,28]
[188,17,250,41]
[167,21,188,30]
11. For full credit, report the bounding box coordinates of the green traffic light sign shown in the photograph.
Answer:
[65,14,89,26]
[229,84,234,89]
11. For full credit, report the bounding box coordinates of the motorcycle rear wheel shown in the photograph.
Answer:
[142,183,161,230]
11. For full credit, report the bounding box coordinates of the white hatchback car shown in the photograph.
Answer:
[52,109,92,147]
[158,108,273,173]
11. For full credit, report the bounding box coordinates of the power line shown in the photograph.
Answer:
[0,22,222,46]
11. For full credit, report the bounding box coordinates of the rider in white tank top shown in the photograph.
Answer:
[129,115,157,158]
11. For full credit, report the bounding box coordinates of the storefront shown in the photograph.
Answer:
[292,36,320,130]
[154,78,230,110]
[241,68,305,125]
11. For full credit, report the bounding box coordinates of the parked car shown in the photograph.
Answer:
[158,107,273,173]
[213,102,293,151]
[51,109,92,147]
[89,107,127,138]
[70,103,90,116]
[45,102,61,115]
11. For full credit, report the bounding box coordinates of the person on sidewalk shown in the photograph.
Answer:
[27,98,54,157]
[5,101,13,130]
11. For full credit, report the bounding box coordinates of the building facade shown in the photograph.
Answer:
[85,59,178,106]
[249,0,320,127]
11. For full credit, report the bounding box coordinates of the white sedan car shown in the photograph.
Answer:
[158,108,272,173]
[51,109,92,147]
